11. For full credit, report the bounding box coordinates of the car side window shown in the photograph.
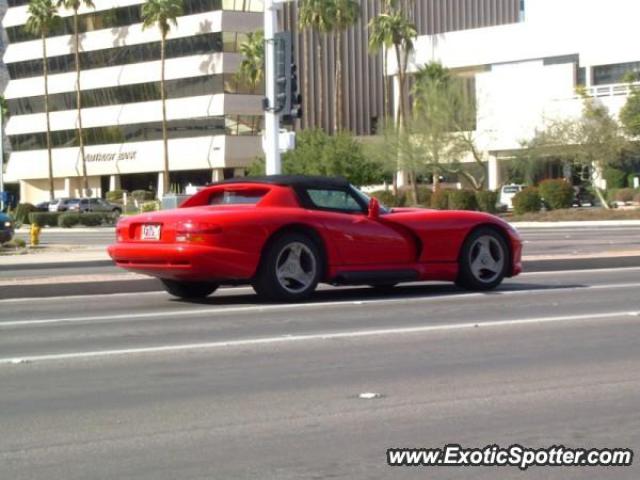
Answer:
[306,189,364,213]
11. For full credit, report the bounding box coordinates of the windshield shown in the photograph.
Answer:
[503,186,522,194]
[350,185,390,214]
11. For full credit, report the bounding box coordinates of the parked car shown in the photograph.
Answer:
[0,212,14,243]
[67,198,122,217]
[498,184,525,210]
[35,201,51,212]
[48,198,76,212]
[573,186,595,207]
[109,175,523,301]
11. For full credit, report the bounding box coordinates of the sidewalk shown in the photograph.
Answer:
[0,246,110,266]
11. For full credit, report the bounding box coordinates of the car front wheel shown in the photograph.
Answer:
[253,233,322,301]
[456,227,509,291]
[161,279,219,299]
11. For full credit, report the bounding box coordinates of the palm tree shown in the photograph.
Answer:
[369,6,417,200]
[331,0,359,132]
[368,10,416,128]
[25,0,60,201]
[299,0,334,131]
[142,0,183,197]
[237,31,264,134]
[57,0,94,197]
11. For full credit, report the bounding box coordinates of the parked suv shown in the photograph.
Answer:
[498,184,525,210]
[0,212,14,243]
[48,198,75,212]
[67,198,122,218]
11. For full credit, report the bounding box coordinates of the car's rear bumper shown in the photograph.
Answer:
[107,243,258,281]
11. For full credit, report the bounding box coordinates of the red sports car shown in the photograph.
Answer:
[108,176,522,301]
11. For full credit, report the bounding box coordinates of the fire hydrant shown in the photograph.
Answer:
[30,223,41,246]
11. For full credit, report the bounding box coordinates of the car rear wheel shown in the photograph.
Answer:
[456,227,509,291]
[161,279,219,299]
[253,233,322,301]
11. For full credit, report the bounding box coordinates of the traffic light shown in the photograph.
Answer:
[273,32,292,114]
[282,63,303,125]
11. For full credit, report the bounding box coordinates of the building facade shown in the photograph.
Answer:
[283,0,520,135]
[2,0,532,203]
[2,0,264,203]
[395,0,638,189]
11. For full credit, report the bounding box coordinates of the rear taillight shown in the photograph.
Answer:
[175,221,223,243]
[116,221,128,242]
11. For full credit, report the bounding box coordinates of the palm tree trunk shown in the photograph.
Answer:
[74,10,88,198]
[334,31,342,132]
[316,33,323,130]
[42,33,54,201]
[383,49,390,121]
[303,30,310,130]
[160,34,170,196]
[394,44,406,128]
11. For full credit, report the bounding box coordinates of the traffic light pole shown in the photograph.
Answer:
[0,107,4,212]
[263,0,282,175]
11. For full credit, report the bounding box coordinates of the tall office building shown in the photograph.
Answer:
[1,0,525,202]
[2,0,264,203]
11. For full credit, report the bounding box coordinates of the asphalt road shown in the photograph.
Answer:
[13,224,640,255]
[1,268,639,479]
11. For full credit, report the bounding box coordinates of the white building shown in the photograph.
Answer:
[2,0,264,203]
[393,0,640,189]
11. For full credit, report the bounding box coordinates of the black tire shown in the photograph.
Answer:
[161,279,219,299]
[456,227,509,291]
[112,208,122,219]
[253,233,322,301]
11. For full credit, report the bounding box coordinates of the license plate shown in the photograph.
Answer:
[141,224,161,241]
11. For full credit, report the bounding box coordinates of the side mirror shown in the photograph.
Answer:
[368,197,380,219]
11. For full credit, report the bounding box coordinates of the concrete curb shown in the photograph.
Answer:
[513,220,640,228]
[15,227,115,233]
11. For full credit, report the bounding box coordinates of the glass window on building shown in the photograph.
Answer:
[593,61,640,86]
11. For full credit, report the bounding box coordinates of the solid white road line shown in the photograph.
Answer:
[1,311,638,365]
[2,266,640,305]
[2,281,640,328]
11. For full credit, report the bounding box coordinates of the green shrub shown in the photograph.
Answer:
[513,187,542,214]
[2,238,26,248]
[448,190,478,211]
[58,213,81,228]
[538,179,574,210]
[604,167,627,189]
[106,190,127,203]
[141,201,159,212]
[29,212,61,227]
[14,203,37,225]
[79,213,105,227]
[430,189,451,210]
[131,190,154,202]
[475,190,499,213]
[615,188,635,203]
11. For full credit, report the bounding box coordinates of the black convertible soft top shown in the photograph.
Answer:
[216,175,350,190]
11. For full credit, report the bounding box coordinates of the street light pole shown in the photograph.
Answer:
[263,0,282,175]
[0,106,5,212]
